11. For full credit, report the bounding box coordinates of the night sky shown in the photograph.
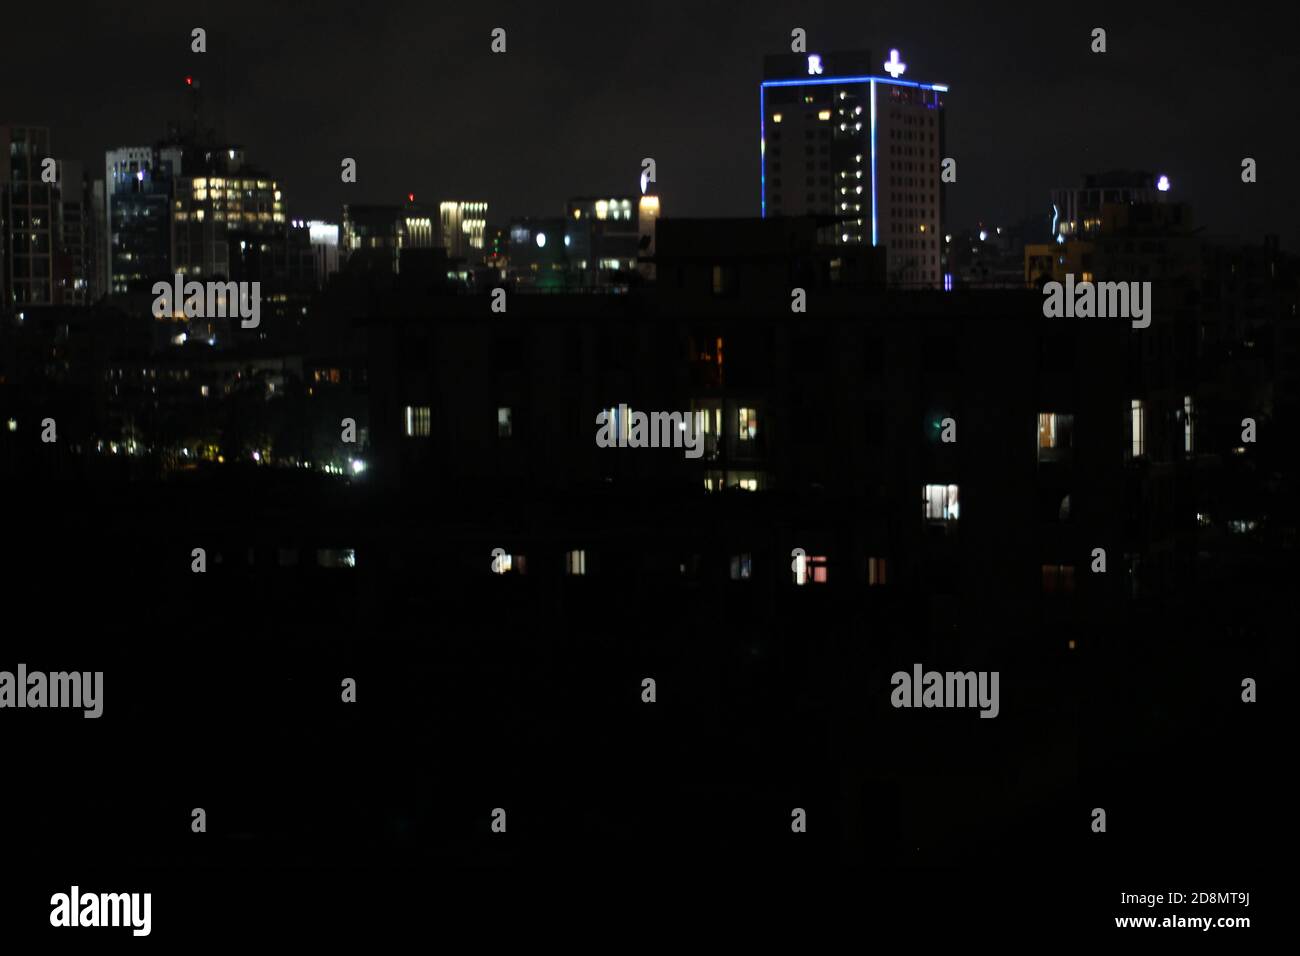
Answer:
[4,1,1297,248]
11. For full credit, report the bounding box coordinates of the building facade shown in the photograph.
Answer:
[439,201,487,262]
[1,125,56,311]
[104,145,178,294]
[170,146,286,280]
[760,49,948,288]
[53,159,95,305]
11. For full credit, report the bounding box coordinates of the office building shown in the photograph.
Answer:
[53,159,95,305]
[170,145,286,279]
[342,198,436,275]
[1,124,56,310]
[104,145,178,294]
[439,201,487,262]
[760,49,948,288]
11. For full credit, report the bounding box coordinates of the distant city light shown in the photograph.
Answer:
[535,232,547,248]
[979,230,987,241]
[185,76,192,86]
[1157,174,1171,192]
[308,221,339,245]
[351,459,366,475]
[408,192,415,202]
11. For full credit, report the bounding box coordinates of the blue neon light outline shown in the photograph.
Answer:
[758,74,948,230]
[760,85,766,216]
[760,74,947,92]
[870,79,877,246]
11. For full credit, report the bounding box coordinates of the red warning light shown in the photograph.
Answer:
[185,76,193,86]
[408,192,415,203]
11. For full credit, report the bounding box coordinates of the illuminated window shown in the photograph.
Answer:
[1037,412,1074,461]
[867,557,888,586]
[1183,396,1194,454]
[565,550,586,576]
[492,552,526,575]
[923,483,960,522]
[605,406,630,445]
[316,549,356,569]
[712,265,734,295]
[738,407,758,441]
[404,405,431,438]
[1041,564,1075,594]
[729,553,752,580]
[792,554,828,585]
[497,406,513,438]
[1130,400,1145,458]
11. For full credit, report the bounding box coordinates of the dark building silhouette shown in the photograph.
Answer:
[1,214,1292,880]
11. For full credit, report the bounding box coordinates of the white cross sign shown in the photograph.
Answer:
[883,49,907,79]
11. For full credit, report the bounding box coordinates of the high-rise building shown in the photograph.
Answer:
[1,124,56,310]
[105,141,289,292]
[170,146,285,279]
[104,145,177,294]
[760,49,948,288]
[439,201,487,262]
[53,159,95,305]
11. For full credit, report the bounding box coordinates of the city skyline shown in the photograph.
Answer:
[0,3,1288,940]
[3,1,1296,249]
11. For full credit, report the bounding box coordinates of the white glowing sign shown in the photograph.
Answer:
[883,49,907,79]
[807,54,824,76]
